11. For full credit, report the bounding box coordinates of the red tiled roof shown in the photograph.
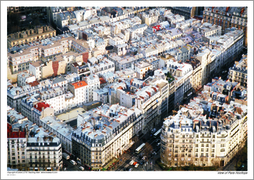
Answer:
[34,102,50,112]
[99,78,107,84]
[72,81,88,89]
[7,123,26,138]
[28,80,39,87]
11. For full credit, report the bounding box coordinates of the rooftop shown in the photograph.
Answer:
[72,80,88,89]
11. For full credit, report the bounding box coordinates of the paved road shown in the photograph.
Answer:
[62,158,83,171]
[114,131,162,171]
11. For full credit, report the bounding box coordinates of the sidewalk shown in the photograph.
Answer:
[217,158,237,171]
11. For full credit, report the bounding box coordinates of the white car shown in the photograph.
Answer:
[79,166,84,171]
[70,160,77,165]
[135,163,139,168]
[129,160,135,165]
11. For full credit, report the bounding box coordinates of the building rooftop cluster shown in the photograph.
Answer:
[73,104,142,146]
[7,6,248,171]
[163,77,247,134]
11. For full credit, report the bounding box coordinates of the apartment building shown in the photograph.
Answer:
[201,28,244,81]
[7,123,27,170]
[57,11,77,28]
[89,58,115,76]
[93,88,109,104]
[52,76,68,91]
[160,90,247,167]
[29,61,42,80]
[228,54,247,87]
[7,84,28,113]
[7,108,27,124]
[115,68,137,79]
[142,9,160,25]
[145,72,170,120]
[145,56,161,70]
[7,26,56,48]
[40,116,73,154]
[129,24,148,40]
[81,74,100,102]
[174,47,191,62]
[168,7,204,20]
[68,80,88,107]
[47,7,67,25]
[203,7,247,46]
[40,86,66,114]
[8,36,74,75]
[198,23,222,38]
[108,53,138,71]
[8,117,63,171]
[26,134,62,171]
[70,62,90,76]
[72,104,143,170]
[17,71,36,87]
[167,60,193,107]
[134,61,153,79]
[21,98,55,125]
[165,14,185,26]
[8,46,40,74]
[135,84,161,133]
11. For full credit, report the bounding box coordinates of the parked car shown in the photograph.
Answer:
[77,160,82,165]
[62,153,70,160]
[70,160,77,165]
[135,163,139,168]
[129,168,133,171]
[157,142,161,146]
[129,160,135,165]
[79,166,84,171]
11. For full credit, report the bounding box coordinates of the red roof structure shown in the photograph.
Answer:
[153,25,161,31]
[34,102,50,112]
[99,78,107,84]
[7,123,26,138]
[28,80,39,87]
[72,81,88,89]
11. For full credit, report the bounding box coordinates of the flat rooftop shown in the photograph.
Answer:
[56,107,86,122]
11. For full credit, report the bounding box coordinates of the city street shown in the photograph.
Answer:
[114,131,163,171]
[62,158,82,171]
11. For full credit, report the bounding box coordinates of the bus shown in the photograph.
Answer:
[153,128,162,138]
[135,143,146,154]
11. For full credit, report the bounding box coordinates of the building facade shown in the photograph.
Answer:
[72,104,143,170]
